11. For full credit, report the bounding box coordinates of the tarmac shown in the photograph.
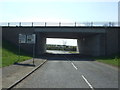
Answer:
[2,58,47,89]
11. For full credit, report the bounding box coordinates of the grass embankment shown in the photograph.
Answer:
[69,51,79,54]
[2,40,32,67]
[0,47,2,67]
[69,51,119,67]
[95,54,120,67]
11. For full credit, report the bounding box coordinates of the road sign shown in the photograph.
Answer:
[19,34,26,43]
[18,34,36,65]
[27,34,36,44]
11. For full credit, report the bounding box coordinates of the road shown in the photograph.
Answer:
[46,50,73,54]
[14,54,118,89]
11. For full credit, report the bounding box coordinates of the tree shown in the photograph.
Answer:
[62,40,67,51]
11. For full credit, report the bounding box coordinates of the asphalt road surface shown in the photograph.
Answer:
[46,50,71,54]
[14,54,118,89]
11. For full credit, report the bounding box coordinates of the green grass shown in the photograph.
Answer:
[2,40,32,67]
[1,39,119,67]
[69,51,79,54]
[0,47,2,67]
[95,55,120,67]
[69,51,120,67]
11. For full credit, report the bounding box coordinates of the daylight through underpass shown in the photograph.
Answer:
[46,38,79,54]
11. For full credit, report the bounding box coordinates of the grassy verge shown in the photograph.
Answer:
[95,55,120,67]
[2,40,32,67]
[69,51,79,54]
[0,47,2,67]
[69,51,119,67]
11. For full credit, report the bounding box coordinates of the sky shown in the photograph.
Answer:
[0,0,119,46]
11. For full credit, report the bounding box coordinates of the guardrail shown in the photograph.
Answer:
[0,22,119,27]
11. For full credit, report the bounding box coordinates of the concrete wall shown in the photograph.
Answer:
[2,26,119,56]
[99,34,106,56]
[2,27,35,54]
[106,28,119,55]
[77,34,105,56]
[77,27,120,56]
[36,33,46,55]
[118,29,120,52]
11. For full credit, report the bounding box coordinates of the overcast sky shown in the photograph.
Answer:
[0,0,119,46]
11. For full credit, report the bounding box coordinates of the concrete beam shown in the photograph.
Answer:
[35,27,106,33]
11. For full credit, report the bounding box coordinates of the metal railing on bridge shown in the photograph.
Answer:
[0,22,119,27]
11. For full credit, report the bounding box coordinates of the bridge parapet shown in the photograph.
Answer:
[2,25,119,56]
[0,22,119,27]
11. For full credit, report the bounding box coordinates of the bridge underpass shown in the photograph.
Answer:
[45,38,78,54]
[35,32,105,56]
[2,26,119,57]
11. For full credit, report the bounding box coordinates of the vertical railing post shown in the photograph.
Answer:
[8,23,10,27]
[59,22,61,27]
[32,22,33,27]
[109,22,111,26]
[91,22,93,26]
[111,22,114,26]
[19,22,21,27]
[45,22,46,27]
[75,22,76,27]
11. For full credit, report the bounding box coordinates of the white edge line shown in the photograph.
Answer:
[82,75,94,90]
[71,62,78,70]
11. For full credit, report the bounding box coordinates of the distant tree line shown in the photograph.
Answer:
[46,44,77,51]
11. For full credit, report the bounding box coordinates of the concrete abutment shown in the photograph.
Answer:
[36,33,46,55]
[77,34,106,56]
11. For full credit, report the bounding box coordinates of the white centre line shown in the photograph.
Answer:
[71,62,78,70]
[82,75,94,90]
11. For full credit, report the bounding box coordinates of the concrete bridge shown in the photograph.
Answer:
[2,26,120,56]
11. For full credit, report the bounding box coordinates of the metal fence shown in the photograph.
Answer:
[0,22,119,27]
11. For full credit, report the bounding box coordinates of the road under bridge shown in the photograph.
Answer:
[2,26,120,56]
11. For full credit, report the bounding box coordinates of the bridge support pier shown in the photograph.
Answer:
[77,34,105,56]
[36,33,46,56]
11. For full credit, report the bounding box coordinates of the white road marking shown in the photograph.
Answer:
[63,55,94,89]
[63,55,77,70]
[71,62,78,70]
[82,75,94,90]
